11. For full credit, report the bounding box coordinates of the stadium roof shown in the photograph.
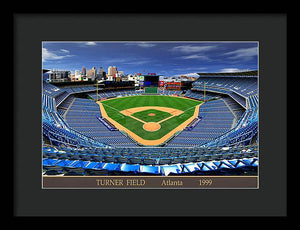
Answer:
[197,70,258,77]
[140,74,161,77]
[43,69,51,74]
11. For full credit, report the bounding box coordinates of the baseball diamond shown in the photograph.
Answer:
[98,95,202,146]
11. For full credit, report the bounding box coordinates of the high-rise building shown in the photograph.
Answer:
[81,66,86,76]
[49,70,71,82]
[71,70,82,82]
[98,67,104,73]
[107,66,112,75]
[97,67,105,80]
[75,70,80,76]
[108,66,117,77]
[86,67,97,81]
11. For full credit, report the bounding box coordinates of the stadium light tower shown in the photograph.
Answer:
[203,81,206,102]
[96,80,99,101]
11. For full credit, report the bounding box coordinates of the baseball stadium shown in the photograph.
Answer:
[42,71,258,176]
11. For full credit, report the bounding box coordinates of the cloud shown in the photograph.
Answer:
[223,47,258,60]
[76,42,98,47]
[60,49,70,53]
[92,57,151,66]
[173,72,200,78]
[42,48,73,62]
[84,42,97,46]
[124,60,151,65]
[125,42,156,48]
[171,45,217,53]
[174,67,207,71]
[171,45,216,61]
[219,68,250,73]
[137,42,156,48]
[179,54,211,61]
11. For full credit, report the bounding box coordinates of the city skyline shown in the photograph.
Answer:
[42,42,258,77]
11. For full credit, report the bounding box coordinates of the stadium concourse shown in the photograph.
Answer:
[42,71,258,176]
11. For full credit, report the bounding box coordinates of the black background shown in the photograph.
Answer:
[13,13,287,217]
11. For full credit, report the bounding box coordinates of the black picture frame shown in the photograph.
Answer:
[13,13,287,219]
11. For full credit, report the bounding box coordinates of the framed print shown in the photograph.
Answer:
[41,41,259,189]
[14,13,286,217]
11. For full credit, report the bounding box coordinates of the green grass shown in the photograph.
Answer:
[132,109,171,123]
[101,95,201,140]
[144,87,158,94]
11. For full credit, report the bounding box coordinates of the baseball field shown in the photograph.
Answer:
[97,95,202,146]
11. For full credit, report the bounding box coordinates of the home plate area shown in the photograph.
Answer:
[143,122,161,132]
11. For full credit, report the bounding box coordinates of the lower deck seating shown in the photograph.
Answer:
[167,99,235,147]
[65,98,137,147]
[64,94,241,148]
[157,89,182,96]
[88,89,143,100]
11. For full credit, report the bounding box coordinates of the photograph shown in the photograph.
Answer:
[41,41,259,189]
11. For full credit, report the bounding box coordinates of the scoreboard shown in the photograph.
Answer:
[140,75,159,87]
[166,81,181,90]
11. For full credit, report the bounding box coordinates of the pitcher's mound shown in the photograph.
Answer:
[143,122,161,132]
[148,113,156,116]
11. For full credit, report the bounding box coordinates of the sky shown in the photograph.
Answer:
[42,42,258,77]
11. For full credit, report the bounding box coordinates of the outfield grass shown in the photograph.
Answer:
[101,95,201,140]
